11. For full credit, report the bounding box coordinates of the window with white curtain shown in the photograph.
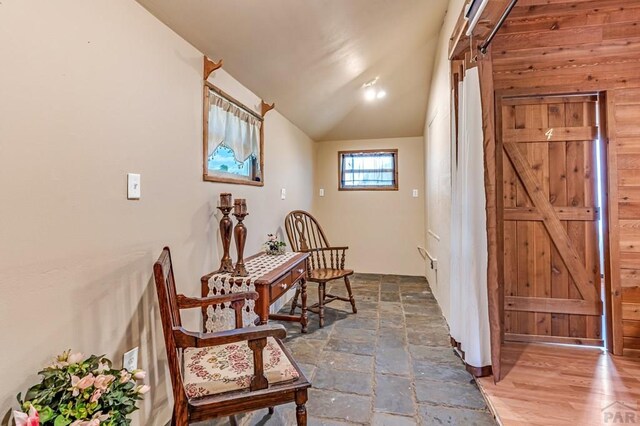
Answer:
[338,150,398,190]
[203,84,264,186]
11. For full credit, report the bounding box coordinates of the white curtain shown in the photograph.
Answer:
[207,92,262,166]
[449,67,491,369]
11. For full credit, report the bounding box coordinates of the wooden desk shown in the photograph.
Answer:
[201,252,309,333]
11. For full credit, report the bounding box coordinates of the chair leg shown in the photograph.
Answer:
[318,282,326,328]
[289,287,301,314]
[229,415,238,426]
[300,279,308,333]
[268,407,275,415]
[295,389,308,426]
[344,276,357,314]
[171,404,188,426]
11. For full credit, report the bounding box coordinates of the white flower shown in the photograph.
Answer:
[136,384,150,395]
[48,360,67,369]
[49,350,72,368]
[119,369,132,384]
[94,374,115,390]
[67,352,84,365]
[94,412,109,422]
[13,406,38,426]
[71,420,100,426]
[95,361,110,373]
[70,373,95,396]
[132,369,146,380]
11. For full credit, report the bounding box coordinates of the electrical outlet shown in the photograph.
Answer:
[123,347,139,371]
[319,188,325,197]
[280,188,286,200]
[412,189,419,198]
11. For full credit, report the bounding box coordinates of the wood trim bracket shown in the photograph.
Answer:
[204,56,223,80]
[260,100,275,117]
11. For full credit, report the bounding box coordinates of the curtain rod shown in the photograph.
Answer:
[478,0,518,55]
[205,81,264,122]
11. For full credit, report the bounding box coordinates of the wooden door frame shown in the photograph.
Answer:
[601,91,622,355]
[477,51,501,382]
[492,88,614,356]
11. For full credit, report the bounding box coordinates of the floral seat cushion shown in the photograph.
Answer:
[183,337,299,398]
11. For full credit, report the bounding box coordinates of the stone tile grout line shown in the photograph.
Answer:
[401,277,421,422]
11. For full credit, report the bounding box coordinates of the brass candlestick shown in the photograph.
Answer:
[232,211,249,277]
[216,205,234,273]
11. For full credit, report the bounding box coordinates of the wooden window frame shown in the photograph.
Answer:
[338,149,399,191]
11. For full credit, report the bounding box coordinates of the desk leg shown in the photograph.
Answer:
[300,278,308,333]
[258,285,270,325]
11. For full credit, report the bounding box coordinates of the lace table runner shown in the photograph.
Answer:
[205,252,299,332]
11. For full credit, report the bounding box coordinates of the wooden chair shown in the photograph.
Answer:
[284,211,357,327]
[153,247,310,425]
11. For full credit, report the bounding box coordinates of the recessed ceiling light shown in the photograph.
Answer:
[365,87,377,101]
[362,77,386,101]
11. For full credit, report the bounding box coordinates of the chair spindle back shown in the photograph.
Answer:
[285,211,346,270]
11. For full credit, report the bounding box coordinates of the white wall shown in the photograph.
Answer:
[424,0,467,322]
[315,137,426,276]
[0,1,315,423]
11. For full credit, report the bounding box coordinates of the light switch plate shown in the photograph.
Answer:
[123,346,139,371]
[412,189,419,198]
[127,173,141,200]
[280,188,286,200]
[319,188,325,197]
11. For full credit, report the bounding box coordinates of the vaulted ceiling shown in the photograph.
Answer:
[137,0,449,141]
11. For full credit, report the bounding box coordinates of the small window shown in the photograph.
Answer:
[207,145,257,179]
[339,149,398,191]
[203,83,264,186]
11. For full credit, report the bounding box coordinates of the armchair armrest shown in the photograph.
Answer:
[173,323,286,348]
[176,291,258,309]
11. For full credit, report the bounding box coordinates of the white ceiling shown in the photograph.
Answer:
[137,0,449,141]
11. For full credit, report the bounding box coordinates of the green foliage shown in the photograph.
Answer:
[16,351,148,426]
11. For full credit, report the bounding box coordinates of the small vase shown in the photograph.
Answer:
[266,246,286,256]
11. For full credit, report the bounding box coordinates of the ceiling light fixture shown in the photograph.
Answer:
[362,77,386,101]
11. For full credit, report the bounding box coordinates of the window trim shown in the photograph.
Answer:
[338,149,399,191]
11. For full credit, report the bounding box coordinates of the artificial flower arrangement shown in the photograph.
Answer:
[13,350,149,426]
[264,233,286,255]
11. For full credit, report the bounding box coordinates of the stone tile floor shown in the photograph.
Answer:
[205,274,496,426]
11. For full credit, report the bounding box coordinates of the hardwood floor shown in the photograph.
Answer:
[477,342,640,425]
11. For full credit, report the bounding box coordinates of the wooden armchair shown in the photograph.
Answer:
[284,211,357,327]
[153,247,310,425]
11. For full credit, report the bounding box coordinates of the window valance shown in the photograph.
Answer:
[207,92,262,166]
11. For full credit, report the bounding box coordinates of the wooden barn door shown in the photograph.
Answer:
[499,95,603,346]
